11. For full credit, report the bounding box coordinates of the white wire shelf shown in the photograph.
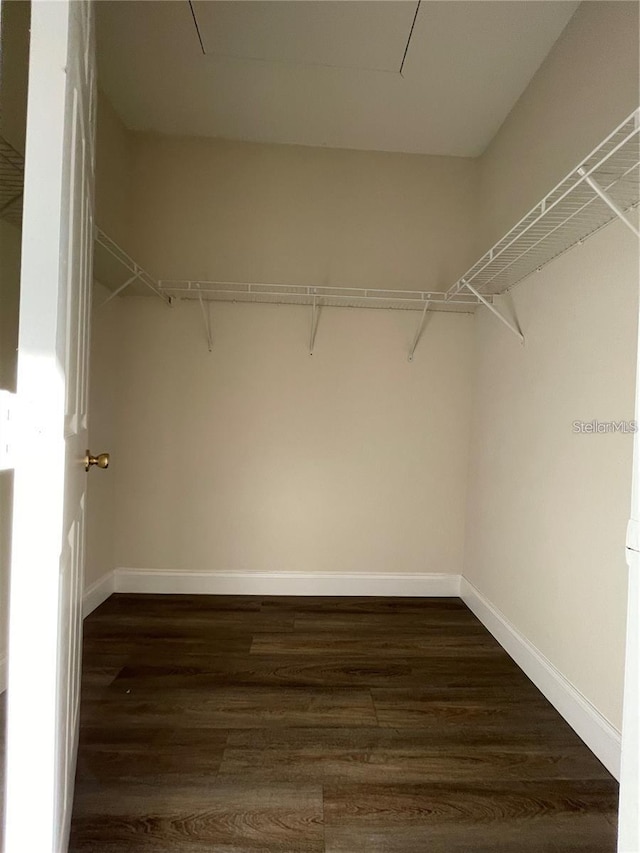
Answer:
[447,108,640,299]
[157,280,481,312]
[0,135,24,228]
[93,231,483,313]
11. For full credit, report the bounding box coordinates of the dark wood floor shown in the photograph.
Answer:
[70,594,618,852]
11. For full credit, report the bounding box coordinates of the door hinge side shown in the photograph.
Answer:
[626,518,640,565]
[0,390,18,471]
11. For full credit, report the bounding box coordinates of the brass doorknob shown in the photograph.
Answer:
[85,450,110,472]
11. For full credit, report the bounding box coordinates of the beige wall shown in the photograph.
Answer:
[85,283,121,589]
[478,1,640,249]
[464,219,638,730]
[95,91,132,250]
[88,101,480,588]
[89,117,481,587]
[86,95,137,589]
[111,299,474,576]
[128,133,480,291]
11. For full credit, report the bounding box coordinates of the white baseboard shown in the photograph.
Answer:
[114,568,461,597]
[82,571,116,618]
[460,576,621,780]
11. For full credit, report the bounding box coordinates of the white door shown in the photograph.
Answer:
[3,1,96,851]
[619,307,640,845]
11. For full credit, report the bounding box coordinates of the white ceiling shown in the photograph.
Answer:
[96,0,579,157]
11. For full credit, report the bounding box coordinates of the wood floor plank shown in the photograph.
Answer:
[76,730,229,786]
[96,593,264,615]
[323,780,617,852]
[80,665,122,689]
[323,816,617,853]
[82,636,253,656]
[83,612,295,638]
[323,779,618,824]
[67,594,618,852]
[97,653,534,690]
[370,686,567,732]
[218,727,611,784]
[291,613,489,633]
[260,596,467,614]
[224,723,599,754]
[251,632,508,657]
[80,685,378,729]
[71,783,324,852]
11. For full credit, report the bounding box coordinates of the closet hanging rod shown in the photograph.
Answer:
[446,107,640,300]
[157,279,483,313]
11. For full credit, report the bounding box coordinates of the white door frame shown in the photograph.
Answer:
[619,266,640,849]
[3,2,95,851]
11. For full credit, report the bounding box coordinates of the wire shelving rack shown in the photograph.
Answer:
[91,108,639,350]
[447,109,640,301]
[0,135,24,228]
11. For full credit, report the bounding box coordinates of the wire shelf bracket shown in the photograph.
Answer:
[408,300,430,361]
[463,281,524,344]
[198,286,213,352]
[95,229,171,306]
[100,273,141,307]
[309,293,320,355]
[159,280,483,360]
[577,167,640,238]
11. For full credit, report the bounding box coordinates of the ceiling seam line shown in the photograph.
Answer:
[399,0,421,77]
[188,0,206,55]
